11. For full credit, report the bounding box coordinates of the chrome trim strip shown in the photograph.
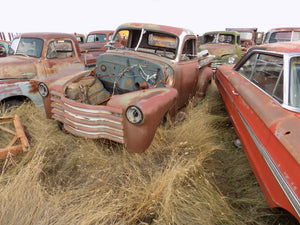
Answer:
[216,76,300,218]
[64,102,119,115]
[239,112,300,218]
[65,117,123,134]
[64,110,122,125]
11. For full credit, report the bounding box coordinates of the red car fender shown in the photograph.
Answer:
[107,87,178,152]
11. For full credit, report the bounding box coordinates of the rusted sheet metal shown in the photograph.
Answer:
[0,115,29,159]
[0,57,37,79]
[108,87,178,152]
[201,43,236,57]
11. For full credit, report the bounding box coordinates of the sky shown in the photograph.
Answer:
[2,0,300,36]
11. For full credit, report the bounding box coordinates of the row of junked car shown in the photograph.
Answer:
[0,24,300,222]
[200,27,300,71]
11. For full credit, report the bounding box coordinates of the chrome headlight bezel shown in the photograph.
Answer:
[38,82,49,97]
[126,105,143,124]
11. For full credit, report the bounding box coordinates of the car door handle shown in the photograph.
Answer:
[232,90,239,96]
[73,61,81,64]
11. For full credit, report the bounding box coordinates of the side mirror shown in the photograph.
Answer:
[197,50,209,58]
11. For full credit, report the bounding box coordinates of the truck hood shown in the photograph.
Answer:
[201,44,236,58]
[0,56,37,79]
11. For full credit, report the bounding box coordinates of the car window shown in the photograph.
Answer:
[289,57,300,108]
[237,53,283,102]
[47,40,75,59]
[181,38,196,61]
[87,34,107,43]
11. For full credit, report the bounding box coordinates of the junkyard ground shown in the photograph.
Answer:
[0,82,298,224]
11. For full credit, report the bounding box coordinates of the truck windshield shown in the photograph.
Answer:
[15,38,43,58]
[86,34,107,43]
[203,33,235,44]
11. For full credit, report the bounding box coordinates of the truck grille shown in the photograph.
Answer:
[50,90,124,144]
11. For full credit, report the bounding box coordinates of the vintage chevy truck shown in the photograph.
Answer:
[39,23,214,153]
[200,31,242,71]
[0,32,97,110]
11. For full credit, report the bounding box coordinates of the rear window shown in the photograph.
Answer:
[47,40,75,59]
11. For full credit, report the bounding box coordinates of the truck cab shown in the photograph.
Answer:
[0,33,86,110]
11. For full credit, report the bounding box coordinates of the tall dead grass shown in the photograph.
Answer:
[0,83,298,225]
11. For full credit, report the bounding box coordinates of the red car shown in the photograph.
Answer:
[215,42,300,222]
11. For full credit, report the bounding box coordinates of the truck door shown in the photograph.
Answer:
[174,37,199,108]
[43,39,84,77]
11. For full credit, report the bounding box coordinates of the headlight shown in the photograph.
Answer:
[228,55,237,64]
[38,82,49,97]
[126,105,143,124]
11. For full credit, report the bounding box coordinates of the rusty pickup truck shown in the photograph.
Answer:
[0,32,96,110]
[39,23,214,153]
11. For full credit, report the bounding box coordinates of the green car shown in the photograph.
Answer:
[200,31,242,71]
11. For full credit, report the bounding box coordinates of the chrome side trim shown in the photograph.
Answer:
[239,111,300,218]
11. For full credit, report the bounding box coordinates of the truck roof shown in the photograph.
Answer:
[115,23,194,37]
[87,30,114,35]
[20,32,78,42]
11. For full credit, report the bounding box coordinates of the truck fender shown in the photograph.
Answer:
[197,66,213,97]
[107,87,178,152]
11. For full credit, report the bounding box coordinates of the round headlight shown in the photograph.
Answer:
[38,82,49,97]
[126,106,143,124]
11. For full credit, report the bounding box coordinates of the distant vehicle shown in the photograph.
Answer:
[74,33,86,44]
[79,30,122,54]
[226,28,264,52]
[39,23,214,153]
[263,27,300,44]
[215,42,300,223]
[200,31,242,70]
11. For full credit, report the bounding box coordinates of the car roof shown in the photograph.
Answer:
[115,22,193,37]
[255,41,300,53]
[267,27,300,32]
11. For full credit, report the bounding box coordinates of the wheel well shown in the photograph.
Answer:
[0,96,31,109]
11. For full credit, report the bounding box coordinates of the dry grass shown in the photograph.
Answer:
[0,83,298,225]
